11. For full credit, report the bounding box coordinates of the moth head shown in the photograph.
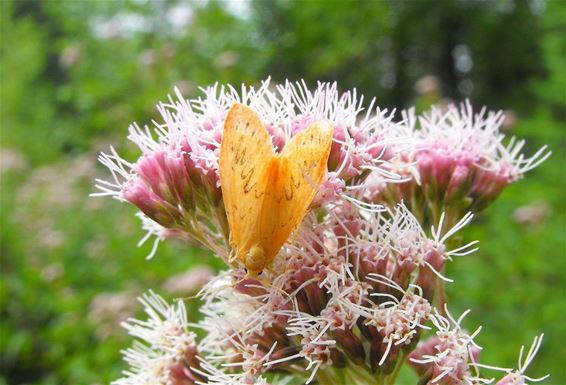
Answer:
[245,245,266,277]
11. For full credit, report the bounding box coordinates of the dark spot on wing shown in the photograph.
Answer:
[290,173,301,188]
[243,178,256,194]
[280,217,289,228]
[232,140,248,164]
[241,165,254,180]
[285,184,293,200]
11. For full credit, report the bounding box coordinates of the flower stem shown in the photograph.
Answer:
[316,365,381,385]
[314,369,336,385]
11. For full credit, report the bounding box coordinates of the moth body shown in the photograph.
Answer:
[219,103,333,277]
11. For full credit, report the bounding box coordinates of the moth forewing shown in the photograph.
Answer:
[219,103,273,270]
[220,103,334,276]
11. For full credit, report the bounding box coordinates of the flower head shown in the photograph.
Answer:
[113,291,202,385]
[409,307,485,385]
[102,80,549,385]
[94,79,401,262]
[370,101,550,218]
[192,202,469,384]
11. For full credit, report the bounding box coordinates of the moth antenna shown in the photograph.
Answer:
[237,269,295,305]
[272,283,294,305]
[258,277,295,305]
[174,293,201,302]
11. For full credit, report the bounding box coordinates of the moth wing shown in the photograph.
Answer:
[219,103,274,261]
[259,121,334,262]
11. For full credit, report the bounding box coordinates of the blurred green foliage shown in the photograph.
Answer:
[1,0,564,384]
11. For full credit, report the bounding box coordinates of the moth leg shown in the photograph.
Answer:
[291,224,302,243]
[264,264,277,276]
[228,247,238,263]
[301,167,318,189]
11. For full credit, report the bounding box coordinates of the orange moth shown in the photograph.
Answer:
[219,103,334,276]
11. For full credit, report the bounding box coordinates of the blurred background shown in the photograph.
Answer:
[1,0,564,384]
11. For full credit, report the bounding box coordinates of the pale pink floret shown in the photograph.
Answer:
[377,102,551,210]
[312,171,346,206]
[409,307,486,385]
[357,276,432,366]
[495,334,549,385]
[113,291,202,385]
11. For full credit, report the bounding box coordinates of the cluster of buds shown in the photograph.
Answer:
[94,79,402,259]
[95,79,549,385]
[366,103,550,230]
[191,204,484,384]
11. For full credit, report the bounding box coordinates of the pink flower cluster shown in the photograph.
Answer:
[192,205,482,384]
[95,80,549,385]
[94,79,400,260]
[368,103,550,227]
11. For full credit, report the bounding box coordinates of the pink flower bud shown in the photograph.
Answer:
[471,167,512,210]
[331,203,362,237]
[169,361,198,385]
[327,124,347,171]
[290,114,316,136]
[122,178,178,228]
[312,172,345,206]
[333,328,366,364]
[408,337,442,376]
[445,164,471,201]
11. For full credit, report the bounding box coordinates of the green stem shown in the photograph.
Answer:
[384,351,405,385]
[316,365,382,385]
[314,369,336,385]
[347,366,381,385]
[434,277,447,315]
